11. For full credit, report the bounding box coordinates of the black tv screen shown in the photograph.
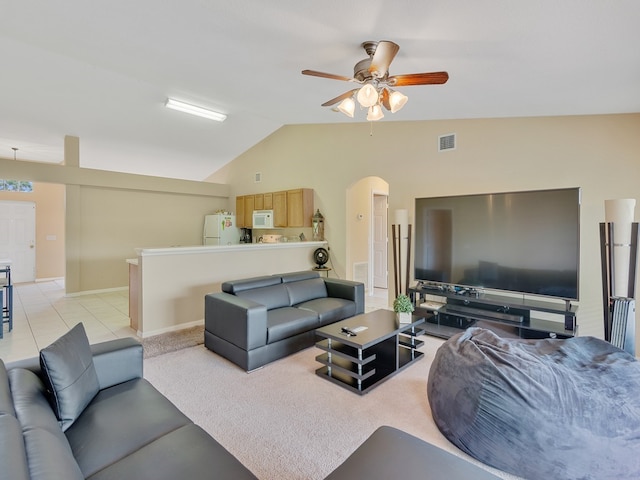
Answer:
[414,188,580,300]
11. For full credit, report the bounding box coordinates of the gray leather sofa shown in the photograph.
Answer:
[1,334,257,480]
[324,426,501,479]
[205,271,364,371]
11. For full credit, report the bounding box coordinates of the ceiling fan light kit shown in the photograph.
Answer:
[337,97,355,117]
[388,89,408,113]
[302,40,448,122]
[367,104,384,121]
[165,98,227,122]
[356,83,379,108]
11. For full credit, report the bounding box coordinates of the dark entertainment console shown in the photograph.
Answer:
[408,285,578,340]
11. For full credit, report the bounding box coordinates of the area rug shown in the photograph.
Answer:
[143,337,519,480]
[141,325,204,358]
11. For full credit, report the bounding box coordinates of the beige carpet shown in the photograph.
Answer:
[141,325,204,358]
[143,336,521,480]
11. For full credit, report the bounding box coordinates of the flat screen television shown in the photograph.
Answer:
[414,188,580,300]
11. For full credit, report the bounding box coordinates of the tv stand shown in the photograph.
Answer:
[408,286,578,340]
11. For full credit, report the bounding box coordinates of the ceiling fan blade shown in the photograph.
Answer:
[301,69,354,82]
[380,88,391,110]
[369,41,400,78]
[387,71,449,87]
[321,89,359,107]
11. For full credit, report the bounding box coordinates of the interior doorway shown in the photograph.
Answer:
[372,193,388,289]
[0,200,36,283]
[345,177,389,299]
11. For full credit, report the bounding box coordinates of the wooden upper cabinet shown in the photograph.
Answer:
[237,189,314,228]
[236,196,245,227]
[243,195,255,227]
[272,191,287,227]
[263,193,273,210]
[287,189,314,227]
[254,194,264,211]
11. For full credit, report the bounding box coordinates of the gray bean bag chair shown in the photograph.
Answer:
[427,327,640,480]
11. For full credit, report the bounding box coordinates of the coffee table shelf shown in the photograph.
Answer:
[315,339,377,364]
[314,310,425,395]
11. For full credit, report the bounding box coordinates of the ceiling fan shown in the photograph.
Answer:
[302,40,448,120]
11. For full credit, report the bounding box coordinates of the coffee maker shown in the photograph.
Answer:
[239,228,252,244]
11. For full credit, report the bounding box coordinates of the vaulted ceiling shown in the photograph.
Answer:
[1,1,639,181]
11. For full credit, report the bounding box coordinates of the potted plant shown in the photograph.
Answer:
[393,294,414,324]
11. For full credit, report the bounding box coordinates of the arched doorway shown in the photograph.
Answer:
[345,177,389,299]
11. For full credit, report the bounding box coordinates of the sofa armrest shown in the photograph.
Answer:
[91,338,143,390]
[205,293,268,351]
[6,337,143,391]
[323,278,365,315]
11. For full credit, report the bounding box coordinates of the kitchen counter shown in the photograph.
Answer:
[130,241,328,337]
[135,241,325,256]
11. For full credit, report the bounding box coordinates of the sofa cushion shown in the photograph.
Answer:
[39,323,100,431]
[286,277,328,305]
[8,368,84,480]
[65,377,193,478]
[236,284,290,310]
[266,307,319,344]
[0,414,30,480]
[88,423,257,480]
[297,297,356,326]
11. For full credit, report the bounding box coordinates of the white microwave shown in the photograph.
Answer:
[252,210,274,229]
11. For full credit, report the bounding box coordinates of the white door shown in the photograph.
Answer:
[373,194,388,288]
[0,201,36,283]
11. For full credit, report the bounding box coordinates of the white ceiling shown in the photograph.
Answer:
[1,1,639,181]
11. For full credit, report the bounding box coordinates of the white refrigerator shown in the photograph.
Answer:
[203,214,240,245]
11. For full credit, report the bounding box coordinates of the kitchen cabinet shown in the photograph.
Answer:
[243,195,255,227]
[235,195,255,228]
[273,191,287,227]
[263,193,273,210]
[236,196,245,227]
[287,189,314,227]
[254,194,264,211]
[237,189,313,228]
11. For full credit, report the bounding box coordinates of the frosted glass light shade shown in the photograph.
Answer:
[388,90,408,113]
[367,104,384,121]
[357,83,379,107]
[337,97,355,117]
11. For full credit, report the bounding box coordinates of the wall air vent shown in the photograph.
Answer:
[438,133,456,152]
[254,172,262,183]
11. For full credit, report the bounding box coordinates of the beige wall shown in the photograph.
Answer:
[209,113,640,340]
[0,182,65,279]
[0,155,231,293]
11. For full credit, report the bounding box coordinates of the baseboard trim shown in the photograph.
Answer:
[65,286,128,297]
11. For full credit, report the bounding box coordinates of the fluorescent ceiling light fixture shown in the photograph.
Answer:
[165,98,227,122]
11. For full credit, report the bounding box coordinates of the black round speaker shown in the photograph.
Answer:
[313,248,329,268]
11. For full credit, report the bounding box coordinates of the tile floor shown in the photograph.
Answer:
[0,279,137,363]
[1,280,391,364]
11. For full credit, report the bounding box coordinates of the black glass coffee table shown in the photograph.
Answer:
[315,309,425,395]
